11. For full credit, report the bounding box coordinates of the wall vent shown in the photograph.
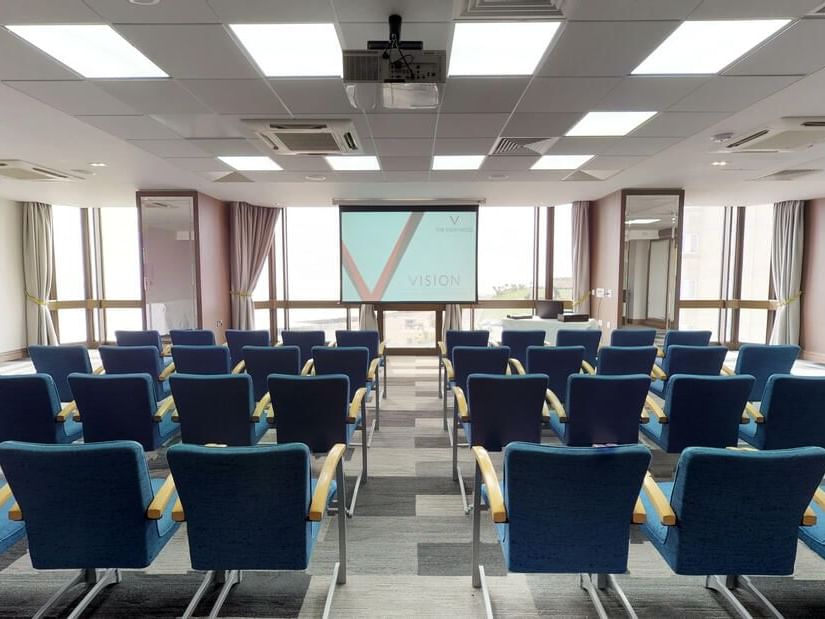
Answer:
[0,160,82,181]
[756,169,820,181]
[456,0,566,18]
[492,137,553,155]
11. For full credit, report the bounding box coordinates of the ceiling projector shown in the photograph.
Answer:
[343,14,446,110]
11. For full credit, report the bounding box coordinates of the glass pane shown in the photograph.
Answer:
[105,308,143,341]
[274,216,285,300]
[461,307,473,330]
[253,257,270,301]
[287,308,346,340]
[57,309,87,344]
[739,308,768,344]
[254,308,271,335]
[740,205,772,299]
[101,208,141,299]
[350,307,359,329]
[52,206,85,300]
[286,208,339,300]
[383,311,436,348]
[552,204,573,299]
[537,207,547,299]
[678,308,720,342]
[478,207,534,300]
[680,206,725,300]
[474,307,528,342]
[275,308,286,336]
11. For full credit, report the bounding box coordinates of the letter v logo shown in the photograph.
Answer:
[450,215,460,225]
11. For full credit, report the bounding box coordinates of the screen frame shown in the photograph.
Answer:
[339,204,479,305]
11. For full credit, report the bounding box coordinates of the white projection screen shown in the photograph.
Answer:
[339,205,478,303]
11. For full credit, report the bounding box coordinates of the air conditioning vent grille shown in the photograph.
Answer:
[274,132,341,152]
[758,169,820,181]
[727,129,769,149]
[343,53,383,82]
[0,160,81,181]
[492,137,548,155]
[242,119,362,155]
[458,0,565,18]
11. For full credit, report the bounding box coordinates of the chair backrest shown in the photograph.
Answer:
[610,328,657,347]
[663,446,825,575]
[500,330,546,365]
[466,374,548,450]
[660,375,755,453]
[98,345,165,401]
[503,442,651,573]
[171,345,231,375]
[0,440,174,569]
[564,374,650,446]
[445,330,489,359]
[29,345,92,402]
[0,375,61,443]
[311,346,368,399]
[169,329,216,346]
[68,373,161,451]
[597,346,657,376]
[734,344,800,401]
[170,374,256,446]
[268,374,351,452]
[224,329,270,368]
[663,330,711,351]
[281,330,325,366]
[115,330,163,351]
[167,442,314,571]
[243,345,301,401]
[525,346,585,403]
[757,376,825,449]
[555,330,602,365]
[452,346,511,393]
[662,345,727,377]
[335,330,380,359]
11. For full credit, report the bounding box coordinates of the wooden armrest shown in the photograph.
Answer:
[720,365,735,376]
[367,357,380,381]
[472,446,506,523]
[645,396,667,424]
[643,472,676,526]
[0,484,11,505]
[454,386,469,421]
[656,347,665,358]
[545,388,567,422]
[437,341,446,356]
[146,474,176,519]
[813,487,825,512]
[56,401,77,422]
[640,409,649,424]
[349,387,367,422]
[803,505,817,526]
[379,341,385,356]
[161,343,172,357]
[743,402,764,424]
[633,497,646,524]
[252,393,271,422]
[581,360,596,375]
[154,396,176,422]
[301,359,314,376]
[231,360,245,374]
[93,365,105,375]
[159,362,175,381]
[9,502,22,521]
[443,358,454,380]
[172,498,185,522]
[508,358,526,375]
[541,402,550,422]
[309,443,346,521]
[651,364,666,380]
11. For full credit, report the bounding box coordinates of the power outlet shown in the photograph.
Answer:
[605,289,613,298]
[596,288,605,298]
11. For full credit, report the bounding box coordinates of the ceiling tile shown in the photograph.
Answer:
[4,81,137,115]
[339,22,450,51]
[373,138,433,156]
[85,0,220,23]
[689,0,823,18]
[378,156,431,171]
[501,113,582,137]
[206,0,336,22]
[272,156,333,172]
[150,113,248,138]
[0,0,101,23]
[188,138,262,156]
[441,78,529,113]
[563,0,702,20]
[129,139,209,157]
[545,136,619,154]
[631,111,732,138]
[539,21,680,77]
[726,20,825,77]
[94,80,211,114]
[435,114,509,138]
[516,77,620,113]
[583,155,647,170]
[601,137,681,156]
[0,30,79,80]
[367,114,436,138]
[269,79,353,114]
[381,172,432,182]
[429,170,482,182]
[166,156,232,172]
[333,0,453,22]
[115,25,258,79]
[481,156,540,171]
[433,138,496,155]
[596,77,709,110]
[180,79,286,114]
[670,76,802,112]
[76,115,181,139]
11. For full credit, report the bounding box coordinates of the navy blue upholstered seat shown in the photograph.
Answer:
[524,345,585,405]
[556,329,602,366]
[640,375,754,453]
[0,375,83,443]
[799,485,825,561]
[281,330,325,367]
[739,375,825,450]
[170,329,215,346]
[171,345,232,375]
[312,345,379,430]
[115,329,163,350]
[68,373,179,451]
[225,329,270,369]
[595,346,657,376]
[661,329,712,352]
[500,330,545,365]
[650,345,727,398]
[0,483,25,555]
[0,440,180,617]
[611,328,656,347]
[29,344,95,403]
[99,345,170,401]
[243,345,301,401]
[336,329,387,397]
[729,343,800,402]
[447,346,511,429]
[170,374,268,446]
[438,330,489,403]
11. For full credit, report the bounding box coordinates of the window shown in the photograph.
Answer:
[253,257,270,302]
[100,207,141,299]
[52,206,85,300]
[104,308,143,341]
[286,208,339,300]
[287,308,346,340]
[738,205,773,343]
[56,309,87,344]
[537,208,547,299]
[552,204,573,300]
[383,311,436,348]
[477,207,534,300]
[679,206,725,300]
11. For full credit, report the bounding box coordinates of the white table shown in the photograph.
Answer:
[501,317,599,344]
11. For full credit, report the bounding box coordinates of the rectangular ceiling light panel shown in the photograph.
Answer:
[325,156,380,171]
[448,21,561,76]
[230,23,342,77]
[432,155,485,170]
[218,156,282,171]
[531,154,594,170]
[566,111,657,137]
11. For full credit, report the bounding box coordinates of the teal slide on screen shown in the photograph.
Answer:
[340,206,478,303]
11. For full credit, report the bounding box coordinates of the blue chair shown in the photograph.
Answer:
[611,328,656,347]
[640,375,754,453]
[556,329,602,367]
[500,330,545,367]
[521,345,585,408]
[68,373,179,451]
[336,329,387,398]
[170,328,215,346]
[656,329,712,364]
[311,346,380,433]
[171,345,232,375]
[0,375,83,443]
[225,329,270,371]
[739,376,825,450]
[640,446,825,617]
[650,345,727,398]
[99,345,172,401]
[29,344,101,404]
[472,442,651,617]
[268,374,364,514]
[169,374,268,446]
[281,330,325,368]
[590,345,657,376]
[723,343,800,402]
[0,440,180,618]
[0,483,25,556]
[115,329,163,351]
[547,374,650,446]
[438,330,489,402]
[243,345,301,401]
[798,485,825,565]
[167,442,346,619]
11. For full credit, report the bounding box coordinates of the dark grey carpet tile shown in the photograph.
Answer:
[415,435,451,448]
[371,416,416,427]
[189,572,310,618]
[0,539,27,571]
[417,542,506,577]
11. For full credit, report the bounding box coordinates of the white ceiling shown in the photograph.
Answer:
[1,0,825,207]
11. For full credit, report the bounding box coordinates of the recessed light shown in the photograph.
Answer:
[566,111,657,137]
[712,160,728,166]
[305,175,327,182]
[89,162,107,168]
[218,156,281,171]
[230,24,342,77]
[627,218,661,225]
[632,20,789,75]
[448,21,561,76]
[6,25,167,78]
[531,155,595,170]
[488,174,509,181]
[325,156,380,171]
[129,0,160,5]
[432,155,485,171]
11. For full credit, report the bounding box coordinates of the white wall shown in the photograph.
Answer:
[0,198,25,355]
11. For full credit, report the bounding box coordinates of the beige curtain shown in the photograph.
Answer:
[442,304,462,340]
[229,202,280,330]
[359,304,378,330]
[571,201,591,314]
[770,200,804,345]
[23,202,57,345]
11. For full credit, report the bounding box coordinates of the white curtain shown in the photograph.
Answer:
[358,304,378,330]
[442,304,462,340]
[229,202,280,330]
[770,200,804,345]
[23,202,57,346]
[571,201,591,314]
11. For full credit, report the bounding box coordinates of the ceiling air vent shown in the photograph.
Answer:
[492,137,553,156]
[756,169,821,181]
[456,0,567,18]
[242,119,361,155]
[0,160,82,181]
[723,117,825,153]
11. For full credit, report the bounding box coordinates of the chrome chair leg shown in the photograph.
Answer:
[33,568,96,619]
[472,464,483,585]
[438,352,443,399]
[208,570,241,619]
[336,461,347,579]
[382,356,387,399]
[706,575,782,619]
[322,563,341,619]
[477,565,494,619]
[705,575,756,619]
[66,568,121,619]
[182,570,216,619]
